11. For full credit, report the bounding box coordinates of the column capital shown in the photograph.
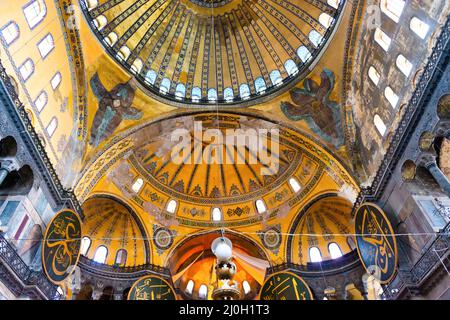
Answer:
[418,153,437,169]
[0,158,19,173]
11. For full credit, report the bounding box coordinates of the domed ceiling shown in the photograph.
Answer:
[76,111,358,230]
[81,0,344,106]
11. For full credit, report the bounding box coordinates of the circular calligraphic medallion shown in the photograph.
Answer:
[42,209,82,284]
[355,203,398,284]
[259,272,313,300]
[128,276,176,300]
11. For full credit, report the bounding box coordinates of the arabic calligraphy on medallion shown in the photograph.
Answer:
[355,203,398,284]
[128,276,176,300]
[260,272,313,300]
[42,210,82,284]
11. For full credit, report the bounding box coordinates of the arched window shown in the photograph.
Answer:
[297,46,311,63]
[396,55,413,77]
[115,249,127,266]
[309,247,322,262]
[224,87,234,101]
[309,30,323,47]
[327,0,340,9]
[374,28,391,51]
[166,200,177,214]
[105,32,118,46]
[131,178,144,193]
[37,33,54,59]
[34,91,48,113]
[160,78,171,94]
[208,88,217,101]
[117,45,131,61]
[384,86,399,108]
[145,70,157,85]
[93,15,107,31]
[347,236,357,250]
[255,199,267,214]
[130,59,143,74]
[288,177,301,193]
[319,13,334,28]
[46,117,58,137]
[198,284,208,299]
[93,246,108,264]
[212,208,222,222]
[80,236,91,256]
[192,87,202,101]
[380,0,405,23]
[270,70,283,85]
[19,59,34,82]
[1,22,19,46]
[51,72,62,90]
[175,83,186,99]
[23,1,47,29]
[242,281,251,295]
[254,77,266,94]
[328,242,343,259]
[186,280,195,295]
[410,17,429,39]
[85,0,99,10]
[374,114,387,136]
[284,59,298,76]
[368,66,380,86]
[239,84,251,99]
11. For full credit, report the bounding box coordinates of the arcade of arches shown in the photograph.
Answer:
[0,0,449,301]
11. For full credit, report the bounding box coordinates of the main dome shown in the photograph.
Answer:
[81,0,344,106]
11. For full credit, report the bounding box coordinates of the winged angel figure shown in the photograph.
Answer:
[280,69,344,147]
[89,73,143,147]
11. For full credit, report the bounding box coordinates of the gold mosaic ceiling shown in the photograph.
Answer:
[77,112,358,229]
[81,196,150,266]
[81,0,344,106]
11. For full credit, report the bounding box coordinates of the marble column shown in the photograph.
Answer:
[423,158,450,197]
[0,168,8,185]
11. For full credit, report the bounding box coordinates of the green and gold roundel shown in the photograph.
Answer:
[355,203,398,284]
[259,272,313,300]
[128,276,176,300]
[42,209,82,284]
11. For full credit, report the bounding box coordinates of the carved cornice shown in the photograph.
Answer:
[77,255,170,281]
[0,59,83,218]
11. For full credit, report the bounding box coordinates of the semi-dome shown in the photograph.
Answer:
[80,196,151,267]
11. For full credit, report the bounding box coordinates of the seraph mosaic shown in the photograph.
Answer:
[280,69,344,147]
[89,73,143,147]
